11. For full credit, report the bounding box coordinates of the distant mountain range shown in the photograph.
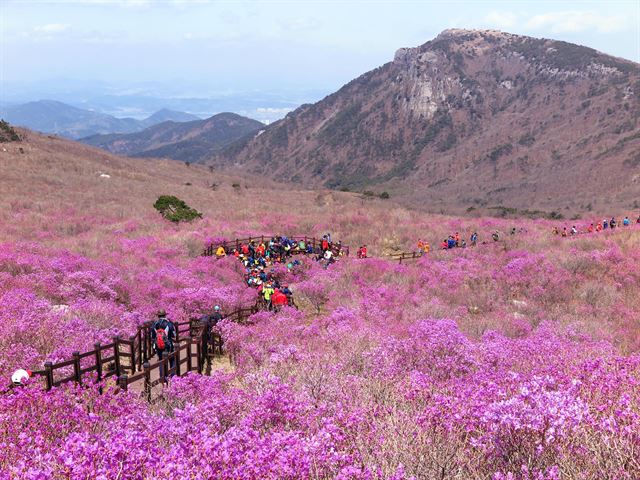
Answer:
[0,100,200,139]
[81,112,264,163]
[209,29,640,214]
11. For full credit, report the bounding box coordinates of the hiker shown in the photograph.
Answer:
[552,227,559,235]
[603,219,609,229]
[282,284,293,304]
[440,239,448,250]
[510,227,516,235]
[610,217,617,229]
[199,306,223,365]
[151,310,177,377]
[323,248,334,266]
[461,240,467,248]
[561,227,567,237]
[321,236,329,252]
[447,236,456,249]
[262,283,275,310]
[454,232,460,247]
[492,232,500,242]
[423,242,430,254]
[637,215,640,224]
[471,232,478,246]
[360,245,367,258]
[216,245,226,258]
[11,368,32,387]
[587,223,594,233]
[417,240,424,254]
[623,216,630,226]
[272,289,288,311]
[571,226,578,235]
[596,222,602,232]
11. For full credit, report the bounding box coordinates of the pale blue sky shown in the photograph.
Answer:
[1,0,638,111]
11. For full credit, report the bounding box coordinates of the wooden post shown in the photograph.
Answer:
[44,361,53,391]
[175,347,181,377]
[136,329,143,372]
[195,341,202,374]
[118,374,128,392]
[72,351,81,384]
[129,335,136,374]
[143,362,151,402]
[113,335,121,377]
[186,338,193,372]
[94,343,102,383]
[94,343,103,393]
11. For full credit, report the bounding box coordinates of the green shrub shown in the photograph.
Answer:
[153,195,202,223]
[379,191,390,199]
[0,120,20,143]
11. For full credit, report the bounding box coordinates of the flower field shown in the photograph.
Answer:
[0,133,639,479]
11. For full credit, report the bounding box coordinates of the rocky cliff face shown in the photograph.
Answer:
[211,29,640,214]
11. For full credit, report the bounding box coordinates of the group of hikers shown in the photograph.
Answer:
[215,234,342,310]
[554,215,640,237]
[215,234,342,268]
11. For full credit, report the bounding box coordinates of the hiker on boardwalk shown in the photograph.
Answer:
[571,226,578,235]
[216,245,226,258]
[200,305,223,363]
[262,282,275,310]
[492,231,500,242]
[423,242,430,254]
[470,232,478,246]
[151,310,177,377]
[623,216,630,226]
[610,217,617,229]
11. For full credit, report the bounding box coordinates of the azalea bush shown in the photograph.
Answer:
[1,160,639,478]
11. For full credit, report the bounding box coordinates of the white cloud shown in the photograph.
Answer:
[524,11,630,34]
[484,11,518,29]
[34,23,70,33]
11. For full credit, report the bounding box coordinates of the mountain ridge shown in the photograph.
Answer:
[0,100,200,139]
[210,29,640,214]
[81,112,264,163]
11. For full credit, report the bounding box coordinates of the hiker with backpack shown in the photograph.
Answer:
[151,310,177,378]
[470,232,478,246]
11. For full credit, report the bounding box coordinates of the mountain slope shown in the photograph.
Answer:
[0,100,200,139]
[140,108,200,127]
[211,29,640,214]
[81,113,264,163]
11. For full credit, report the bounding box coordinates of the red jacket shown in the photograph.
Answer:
[272,291,288,306]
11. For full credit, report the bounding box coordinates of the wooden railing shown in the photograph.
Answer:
[203,235,349,258]
[20,303,260,400]
[388,251,423,264]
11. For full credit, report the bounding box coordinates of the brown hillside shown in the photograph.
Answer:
[210,29,640,215]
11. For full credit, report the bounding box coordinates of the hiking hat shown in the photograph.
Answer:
[157,309,166,317]
[11,369,32,385]
[214,305,220,311]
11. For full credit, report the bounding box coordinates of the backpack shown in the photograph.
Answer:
[155,324,168,350]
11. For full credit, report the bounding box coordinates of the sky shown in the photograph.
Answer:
[1,0,639,116]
